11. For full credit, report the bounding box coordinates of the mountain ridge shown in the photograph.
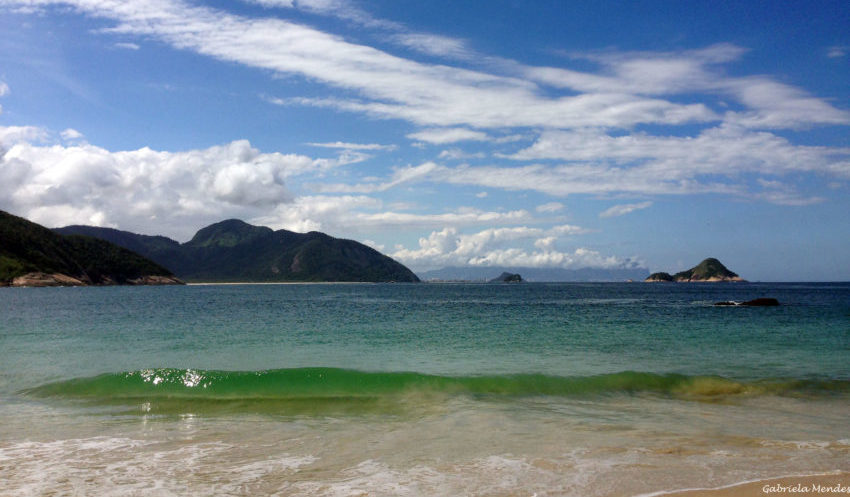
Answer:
[56,220,420,283]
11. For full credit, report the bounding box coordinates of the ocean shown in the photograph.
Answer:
[1,282,848,496]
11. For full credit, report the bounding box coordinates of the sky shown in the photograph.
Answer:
[0,0,848,281]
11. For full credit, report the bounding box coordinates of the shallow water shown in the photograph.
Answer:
[1,283,848,496]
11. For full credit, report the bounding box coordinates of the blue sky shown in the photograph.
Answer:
[0,0,848,280]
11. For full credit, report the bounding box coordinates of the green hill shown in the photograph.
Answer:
[646,258,744,282]
[0,210,181,286]
[56,219,420,283]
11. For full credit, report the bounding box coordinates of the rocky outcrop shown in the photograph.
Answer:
[645,258,746,283]
[8,272,183,287]
[11,272,87,287]
[127,275,185,285]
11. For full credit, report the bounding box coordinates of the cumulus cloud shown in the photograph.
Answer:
[0,125,48,146]
[60,128,84,141]
[390,225,619,271]
[599,201,653,218]
[0,128,352,239]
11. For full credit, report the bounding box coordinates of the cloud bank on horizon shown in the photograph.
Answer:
[0,0,848,279]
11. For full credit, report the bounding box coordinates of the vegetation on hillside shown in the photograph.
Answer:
[57,219,421,283]
[1,210,177,285]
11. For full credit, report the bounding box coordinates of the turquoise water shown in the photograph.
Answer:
[1,283,849,495]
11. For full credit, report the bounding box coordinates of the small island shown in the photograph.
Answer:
[489,272,523,283]
[645,258,745,283]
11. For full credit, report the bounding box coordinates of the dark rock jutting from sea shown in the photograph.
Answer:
[645,258,745,283]
[489,272,523,283]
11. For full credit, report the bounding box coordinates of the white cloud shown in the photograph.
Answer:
[306,157,740,198]
[500,126,850,201]
[438,148,485,160]
[434,162,742,197]
[547,224,590,236]
[536,202,564,213]
[306,141,397,151]
[3,3,847,133]
[393,33,472,59]
[527,44,849,129]
[60,128,84,141]
[247,0,295,7]
[361,239,385,251]
[407,128,490,144]
[6,0,728,130]
[722,78,850,128]
[475,191,488,198]
[0,80,9,96]
[0,125,48,146]
[302,127,850,201]
[251,194,534,235]
[311,161,442,194]
[114,42,140,50]
[0,128,354,239]
[599,201,653,218]
[390,226,619,271]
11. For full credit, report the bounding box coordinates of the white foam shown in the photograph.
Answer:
[0,436,320,496]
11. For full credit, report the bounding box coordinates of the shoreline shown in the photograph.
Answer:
[638,473,850,497]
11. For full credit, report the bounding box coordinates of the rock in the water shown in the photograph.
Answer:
[714,298,780,307]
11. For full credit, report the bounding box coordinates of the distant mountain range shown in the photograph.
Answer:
[0,210,180,286]
[417,265,649,282]
[56,219,420,283]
